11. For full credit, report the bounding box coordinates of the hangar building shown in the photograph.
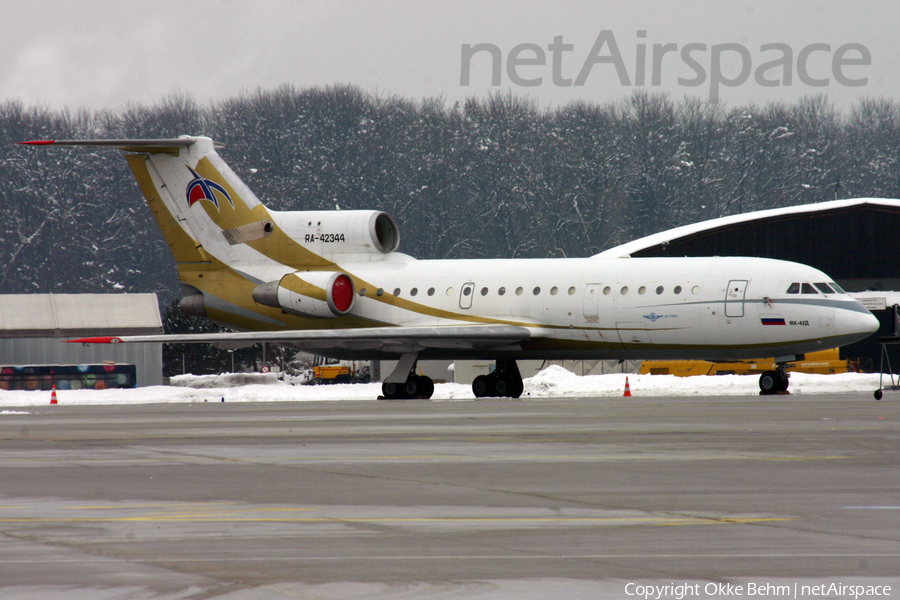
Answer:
[597,198,900,292]
[0,293,163,389]
[595,198,900,368]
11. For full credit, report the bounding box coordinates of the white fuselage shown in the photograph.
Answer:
[235,253,877,361]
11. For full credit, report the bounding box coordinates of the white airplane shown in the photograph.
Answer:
[21,136,879,398]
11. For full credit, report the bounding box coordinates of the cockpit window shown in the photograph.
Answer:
[814,282,836,294]
[801,283,818,294]
[786,282,800,294]
[829,282,846,294]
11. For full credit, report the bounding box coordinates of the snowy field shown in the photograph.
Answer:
[0,366,890,407]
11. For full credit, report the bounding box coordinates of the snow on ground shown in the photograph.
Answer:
[0,365,890,407]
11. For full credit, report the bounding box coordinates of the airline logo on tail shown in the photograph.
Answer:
[186,166,233,210]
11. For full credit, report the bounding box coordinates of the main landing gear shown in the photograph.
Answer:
[759,364,790,395]
[472,359,524,399]
[381,375,434,400]
[379,356,525,400]
[380,353,434,400]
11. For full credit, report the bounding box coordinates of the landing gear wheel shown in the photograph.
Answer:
[472,375,493,398]
[776,371,789,392]
[759,367,790,395]
[382,381,406,400]
[875,389,883,400]
[497,360,524,399]
[404,377,420,398]
[759,371,779,395]
[411,375,434,399]
[421,376,435,398]
[494,377,510,396]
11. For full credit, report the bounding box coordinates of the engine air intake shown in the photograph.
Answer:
[252,271,355,318]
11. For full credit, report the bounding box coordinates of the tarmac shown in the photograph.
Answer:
[1,393,899,599]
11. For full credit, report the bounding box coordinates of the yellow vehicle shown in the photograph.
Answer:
[640,348,857,377]
[310,357,370,384]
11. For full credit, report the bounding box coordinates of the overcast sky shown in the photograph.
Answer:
[1,0,896,112]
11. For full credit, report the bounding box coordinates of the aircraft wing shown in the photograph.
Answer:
[68,324,540,354]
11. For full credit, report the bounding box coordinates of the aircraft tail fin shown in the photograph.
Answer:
[20,136,275,267]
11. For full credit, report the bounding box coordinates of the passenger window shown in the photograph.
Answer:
[674,285,682,295]
[393,288,401,296]
[656,286,664,295]
[801,283,818,294]
[533,287,541,295]
[498,287,506,296]
[550,286,558,295]
[516,287,524,296]
[481,287,489,296]
[358,288,367,296]
[638,286,646,295]
[603,286,611,295]
[814,283,836,294]
[462,287,472,296]
[786,283,800,294]
[692,285,700,294]
[427,287,435,296]
[410,288,418,296]
[568,286,576,295]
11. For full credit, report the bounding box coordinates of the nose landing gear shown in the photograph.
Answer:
[759,364,790,395]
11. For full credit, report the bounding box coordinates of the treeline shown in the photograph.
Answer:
[2,85,900,303]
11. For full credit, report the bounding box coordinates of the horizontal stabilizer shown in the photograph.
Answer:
[17,137,225,152]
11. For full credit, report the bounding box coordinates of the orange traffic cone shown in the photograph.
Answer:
[50,385,58,405]
[623,377,632,397]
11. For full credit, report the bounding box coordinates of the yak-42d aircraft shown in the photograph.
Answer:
[22,136,879,398]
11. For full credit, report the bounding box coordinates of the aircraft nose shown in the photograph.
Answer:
[835,305,880,338]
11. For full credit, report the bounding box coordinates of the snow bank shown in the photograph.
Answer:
[170,372,285,388]
[0,367,887,407]
[524,365,886,398]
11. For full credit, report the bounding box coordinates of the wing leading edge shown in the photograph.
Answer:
[68,324,539,355]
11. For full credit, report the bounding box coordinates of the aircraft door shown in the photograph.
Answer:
[583,284,602,322]
[725,280,748,317]
[459,282,475,309]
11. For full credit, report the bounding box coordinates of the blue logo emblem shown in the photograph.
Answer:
[186,167,233,210]
[643,313,675,322]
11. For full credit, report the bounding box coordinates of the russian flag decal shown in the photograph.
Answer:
[761,318,786,326]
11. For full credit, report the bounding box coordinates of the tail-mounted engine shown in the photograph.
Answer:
[272,210,400,257]
[252,271,355,318]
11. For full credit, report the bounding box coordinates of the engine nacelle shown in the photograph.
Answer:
[179,292,207,318]
[271,209,400,257]
[252,271,355,318]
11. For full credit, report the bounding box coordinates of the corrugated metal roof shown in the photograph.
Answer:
[0,293,162,338]
[594,198,900,258]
